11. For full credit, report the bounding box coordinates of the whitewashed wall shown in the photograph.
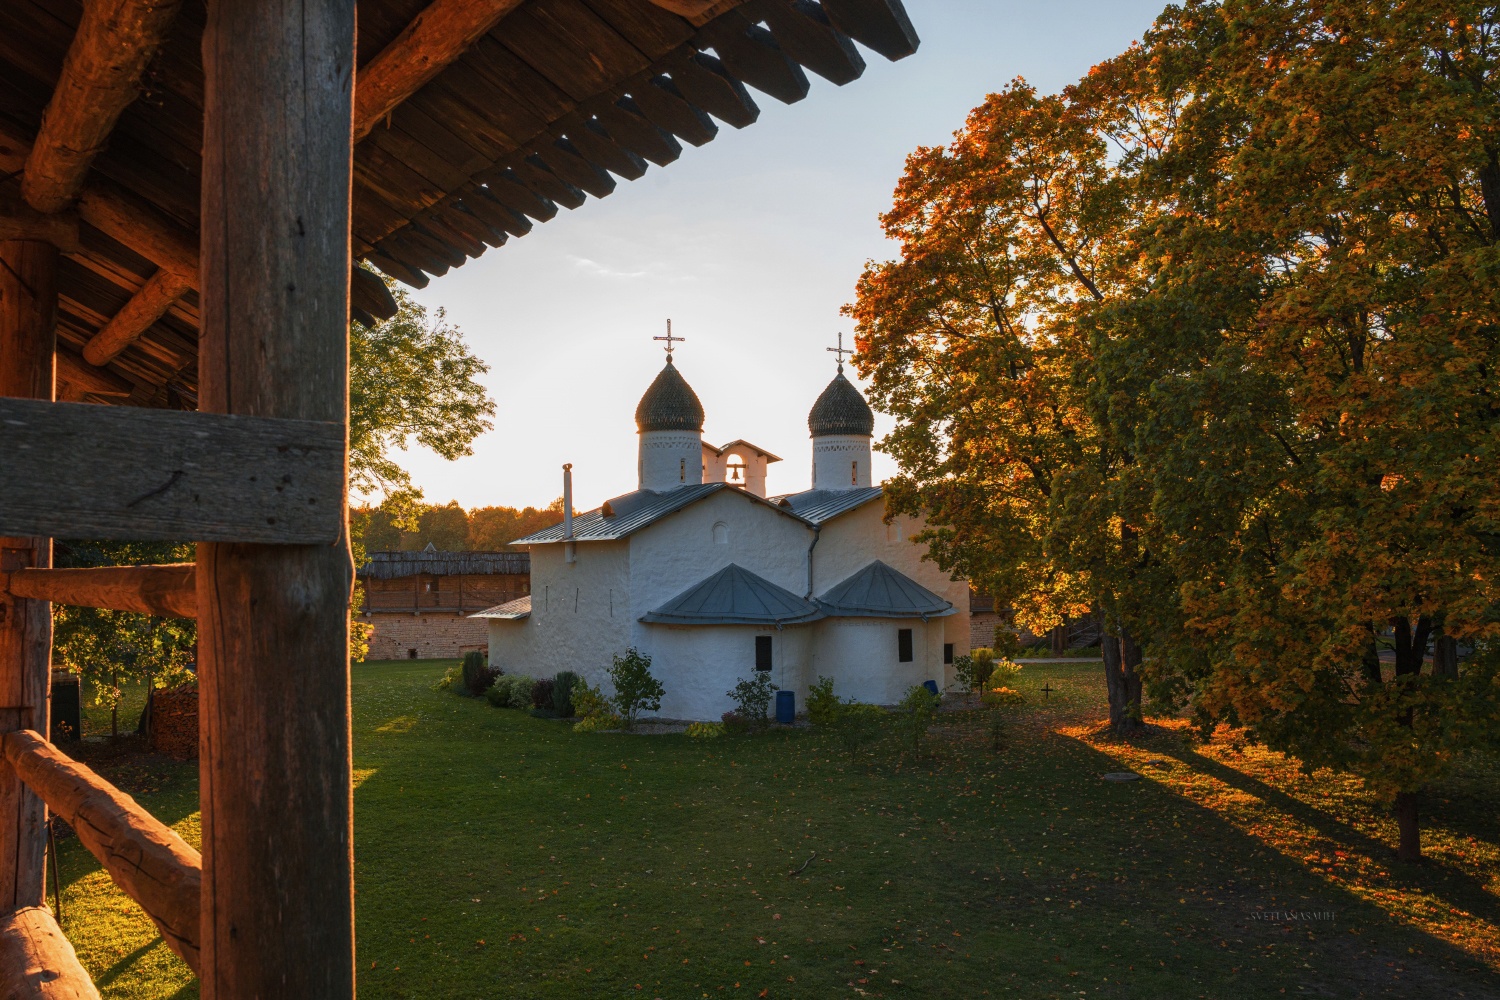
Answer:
[812,501,972,689]
[644,623,814,720]
[487,539,632,690]
[810,616,944,705]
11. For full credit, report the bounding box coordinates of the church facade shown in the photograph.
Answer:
[478,355,971,721]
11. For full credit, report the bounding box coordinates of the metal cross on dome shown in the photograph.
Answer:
[827,330,854,371]
[654,318,684,359]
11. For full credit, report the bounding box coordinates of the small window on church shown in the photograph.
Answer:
[943,643,954,665]
[755,635,773,671]
[851,460,858,485]
[680,458,686,482]
[897,628,914,663]
[712,522,729,545]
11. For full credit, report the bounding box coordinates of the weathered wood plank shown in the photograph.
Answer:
[3,731,200,973]
[350,265,399,322]
[663,50,759,128]
[0,397,344,544]
[199,2,356,997]
[701,12,810,104]
[0,905,99,999]
[79,266,193,366]
[755,0,865,85]
[4,565,196,618]
[645,0,720,15]
[354,0,526,140]
[0,238,55,916]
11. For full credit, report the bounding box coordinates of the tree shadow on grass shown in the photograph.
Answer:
[1024,724,1500,997]
[92,937,164,989]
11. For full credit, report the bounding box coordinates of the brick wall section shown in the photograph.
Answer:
[151,686,198,760]
[364,612,489,661]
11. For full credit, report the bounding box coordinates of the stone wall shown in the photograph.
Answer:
[364,612,489,661]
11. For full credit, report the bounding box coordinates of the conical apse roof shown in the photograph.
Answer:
[635,357,705,433]
[808,371,874,437]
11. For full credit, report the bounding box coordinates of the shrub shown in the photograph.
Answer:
[726,674,775,731]
[433,664,462,692]
[553,671,579,718]
[461,651,497,696]
[806,676,840,726]
[831,702,885,754]
[981,660,1024,701]
[572,680,622,733]
[685,721,724,739]
[485,675,512,707]
[531,677,556,711]
[992,628,1022,661]
[952,655,984,694]
[609,648,664,730]
[894,684,941,750]
[506,675,535,709]
[720,710,749,735]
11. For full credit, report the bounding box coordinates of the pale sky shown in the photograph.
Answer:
[394,0,1166,512]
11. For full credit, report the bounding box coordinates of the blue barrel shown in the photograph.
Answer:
[922,679,940,696]
[775,689,795,724]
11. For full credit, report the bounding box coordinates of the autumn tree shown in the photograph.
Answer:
[846,79,1153,730]
[1088,0,1500,860]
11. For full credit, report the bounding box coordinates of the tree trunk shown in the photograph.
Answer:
[1050,624,1067,656]
[1362,629,1383,684]
[1102,630,1143,734]
[1394,790,1422,861]
[1433,634,1458,679]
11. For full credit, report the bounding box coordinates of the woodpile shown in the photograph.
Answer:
[150,686,198,760]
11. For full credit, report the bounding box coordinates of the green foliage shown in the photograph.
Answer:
[685,721,725,739]
[436,665,462,693]
[51,540,196,724]
[530,678,556,711]
[484,676,511,707]
[894,685,942,751]
[991,629,1022,661]
[806,676,841,726]
[553,671,579,718]
[461,651,495,696]
[505,675,535,710]
[830,702,886,755]
[720,711,749,735]
[726,674,776,731]
[609,648,664,730]
[349,279,495,502]
[572,680,622,733]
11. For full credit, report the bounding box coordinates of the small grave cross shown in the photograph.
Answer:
[654,318,684,359]
[827,331,853,371]
[1041,683,1054,700]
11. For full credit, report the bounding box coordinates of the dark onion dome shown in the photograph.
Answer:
[634,357,705,433]
[808,370,874,437]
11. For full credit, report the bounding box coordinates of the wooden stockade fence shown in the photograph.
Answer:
[0,0,917,994]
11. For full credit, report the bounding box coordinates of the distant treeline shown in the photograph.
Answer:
[355,499,564,552]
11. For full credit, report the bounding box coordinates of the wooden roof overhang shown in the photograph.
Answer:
[0,0,918,412]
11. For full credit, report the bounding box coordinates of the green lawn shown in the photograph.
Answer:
[55,660,1500,999]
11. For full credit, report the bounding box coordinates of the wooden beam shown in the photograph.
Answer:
[4,565,196,619]
[646,0,722,16]
[0,905,100,999]
[0,202,80,253]
[76,179,198,283]
[0,397,345,544]
[21,0,185,214]
[56,347,133,399]
[200,0,356,995]
[351,265,399,322]
[0,239,56,915]
[819,0,919,60]
[354,0,526,141]
[80,267,194,366]
[4,731,200,972]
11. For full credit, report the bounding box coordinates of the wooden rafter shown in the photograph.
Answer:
[21,0,185,215]
[354,0,527,141]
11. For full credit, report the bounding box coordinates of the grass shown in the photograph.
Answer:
[53,659,1500,999]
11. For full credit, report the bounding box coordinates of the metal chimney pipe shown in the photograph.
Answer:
[563,463,576,563]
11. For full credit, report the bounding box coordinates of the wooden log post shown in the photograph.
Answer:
[198,2,356,996]
[0,238,56,912]
[0,906,99,999]
[3,730,201,972]
[4,565,197,619]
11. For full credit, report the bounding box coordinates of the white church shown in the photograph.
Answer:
[477,345,972,721]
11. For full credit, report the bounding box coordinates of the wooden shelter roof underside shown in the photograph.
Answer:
[0,0,916,411]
